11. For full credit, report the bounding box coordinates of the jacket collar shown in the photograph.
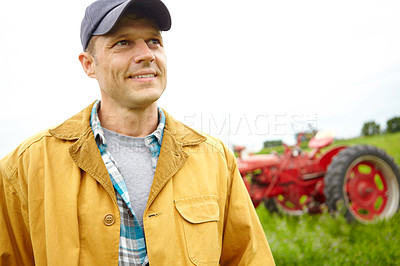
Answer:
[49,101,95,140]
[49,101,207,147]
[162,108,207,147]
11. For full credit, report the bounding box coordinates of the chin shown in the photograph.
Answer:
[129,95,163,109]
[140,89,164,101]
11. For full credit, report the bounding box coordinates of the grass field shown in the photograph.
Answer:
[257,206,400,265]
[255,132,400,265]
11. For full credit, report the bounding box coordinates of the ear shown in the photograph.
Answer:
[78,52,96,78]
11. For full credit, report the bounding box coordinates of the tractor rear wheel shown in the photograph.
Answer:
[324,145,400,223]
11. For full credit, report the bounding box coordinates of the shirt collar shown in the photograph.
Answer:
[90,100,165,146]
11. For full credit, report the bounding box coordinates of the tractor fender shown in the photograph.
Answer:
[319,145,347,170]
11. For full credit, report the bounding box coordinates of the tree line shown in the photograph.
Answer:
[361,116,400,136]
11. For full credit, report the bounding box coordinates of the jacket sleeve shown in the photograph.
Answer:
[0,158,34,266]
[220,151,275,266]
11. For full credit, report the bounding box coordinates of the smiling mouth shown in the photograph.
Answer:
[130,74,156,79]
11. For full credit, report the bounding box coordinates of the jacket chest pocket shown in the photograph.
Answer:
[174,195,220,265]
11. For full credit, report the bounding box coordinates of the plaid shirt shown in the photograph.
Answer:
[90,100,165,266]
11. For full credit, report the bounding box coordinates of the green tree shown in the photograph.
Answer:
[386,116,400,133]
[361,121,381,136]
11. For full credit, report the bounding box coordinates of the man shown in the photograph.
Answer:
[0,0,275,265]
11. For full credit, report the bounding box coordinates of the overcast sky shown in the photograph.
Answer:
[1,0,400,157]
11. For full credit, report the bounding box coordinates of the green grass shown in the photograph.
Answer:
[255,132,400,265]
[257,205,400,265]
[332,132,400,166]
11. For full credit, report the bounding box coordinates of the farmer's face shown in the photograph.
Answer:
[83,17,167,110]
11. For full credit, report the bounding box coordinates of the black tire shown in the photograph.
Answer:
[263,198,279,213]
[324,145,400,223]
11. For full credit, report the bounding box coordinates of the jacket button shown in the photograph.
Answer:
[104,214,115,226]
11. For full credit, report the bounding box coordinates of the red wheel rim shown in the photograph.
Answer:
[345,161,388,220]
[274,194,308,215]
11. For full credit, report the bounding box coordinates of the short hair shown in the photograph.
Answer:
[85,36,97,56]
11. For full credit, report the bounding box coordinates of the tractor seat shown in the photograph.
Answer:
[308,136,334,149]
[308,130,336,149]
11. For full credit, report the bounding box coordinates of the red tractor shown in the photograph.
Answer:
[236,132,400,223]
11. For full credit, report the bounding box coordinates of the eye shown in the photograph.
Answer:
[147,39,162,46]
[115,40,130,46]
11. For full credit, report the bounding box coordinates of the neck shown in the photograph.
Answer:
[98,101,159,137]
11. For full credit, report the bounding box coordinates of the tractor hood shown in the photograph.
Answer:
[237,154,280,173]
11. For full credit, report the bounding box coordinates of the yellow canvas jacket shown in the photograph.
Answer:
[0,103,275,266]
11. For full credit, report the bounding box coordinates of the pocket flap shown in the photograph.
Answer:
[174,195,220,224]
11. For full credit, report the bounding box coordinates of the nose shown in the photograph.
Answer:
[133,39,155,63]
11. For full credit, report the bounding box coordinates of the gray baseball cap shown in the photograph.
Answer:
[80,0,171,50]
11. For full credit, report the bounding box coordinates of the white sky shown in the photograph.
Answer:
[1,0,400,157]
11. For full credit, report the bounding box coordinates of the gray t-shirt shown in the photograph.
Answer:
[103,128,154,229]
